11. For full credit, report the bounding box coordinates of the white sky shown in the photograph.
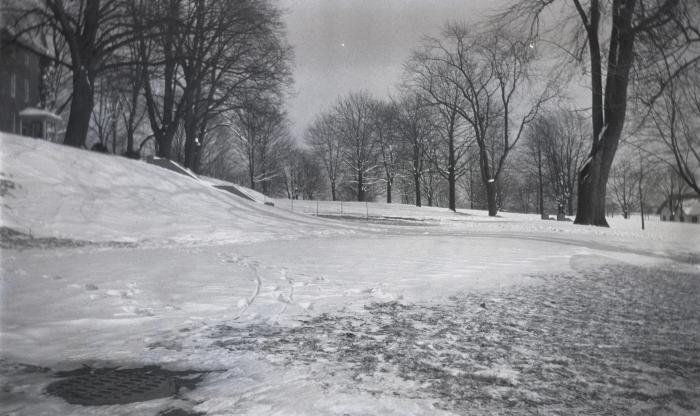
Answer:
[279,0,507,140]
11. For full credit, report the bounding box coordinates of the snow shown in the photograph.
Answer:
[0,133,352,245]
[1,132,699,415]
[17,108,62,122]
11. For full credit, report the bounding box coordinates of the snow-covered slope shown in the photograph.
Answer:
[0,133,346,245]
[199,176,269,204]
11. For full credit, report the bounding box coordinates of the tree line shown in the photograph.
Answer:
[7,0,293,174]
[5,0,699,226]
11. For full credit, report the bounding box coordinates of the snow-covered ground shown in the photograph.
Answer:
[1,132,699,415]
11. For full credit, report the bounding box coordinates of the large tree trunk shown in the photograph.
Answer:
[574,0,636,226]
[575,152,609,226]
[486,180,498,216]
[156,131,172,158]
[183,131,197,170]
[63,71,94,147]
[414,171,422,207]
[386,179,392,203]
[448,168,456,211]
[330,180,336,201]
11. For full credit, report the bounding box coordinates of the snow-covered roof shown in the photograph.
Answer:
[18,107,62,123]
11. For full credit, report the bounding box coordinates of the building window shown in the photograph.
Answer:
[10,73,16,98]
[24,79,29,102]
[24,53,29,66]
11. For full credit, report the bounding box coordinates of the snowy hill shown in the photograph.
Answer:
[0,133,347,245]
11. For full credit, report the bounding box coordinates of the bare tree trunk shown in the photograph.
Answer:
[537,146,544,216]
[469,165,474,209]
[414,171,422,207]
[448,141,456,211]
[111,118,117,153]
[576,153,609,225]
[386,179,392,203]
[448,168,456,212]
[63,71,94,147]
[357,165,364,202]
[573,0,636,227]
[486,181,498,216]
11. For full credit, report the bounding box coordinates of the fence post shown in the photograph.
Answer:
[316,200,319,216]
[340,200,343,215]
[291,197,293,212]
[366,201,369,220]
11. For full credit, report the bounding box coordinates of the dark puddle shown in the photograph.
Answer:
[46,365,207,406]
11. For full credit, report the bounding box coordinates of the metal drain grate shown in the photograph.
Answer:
[46,367,178,405]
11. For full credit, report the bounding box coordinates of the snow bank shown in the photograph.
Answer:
[0,133,347,245]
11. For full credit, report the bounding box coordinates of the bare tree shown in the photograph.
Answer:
[656,165,687,221]
[405,67,474,211]
[609,156,638,219]
[537,111,588,217]
[136,0,292,168]
[523,121,547,216]
[305,112,343,201]
[228,94,289,194]
[92,84,119,153]
[10,0,139,148]
[335,92,378,202]
[501,0,700,226]
[395,92,433,207]
[282,148,324,200]
[373,100,402,203]
[644,69,700,197]
[408,24,549,216]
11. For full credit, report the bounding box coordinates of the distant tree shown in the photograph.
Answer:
[335,92,378,202]
[305,112,343,201]
[609,157,638,219]
[373,100,401,203]
[408,24,550,216]
[406,54,474,211]
[643,69,700,197]
[395,92,433,207]
[656,165,688,221]
[228,94,289,194]
[523,123,547,216]
[89,76,119,151]
[538,111,588,217]
[282,148,325,200]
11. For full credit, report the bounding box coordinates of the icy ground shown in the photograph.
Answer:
[1,133,700,415]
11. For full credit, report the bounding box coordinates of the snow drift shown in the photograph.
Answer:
[0,133,344,245]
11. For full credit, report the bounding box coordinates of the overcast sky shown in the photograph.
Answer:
[279,0,506,139]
